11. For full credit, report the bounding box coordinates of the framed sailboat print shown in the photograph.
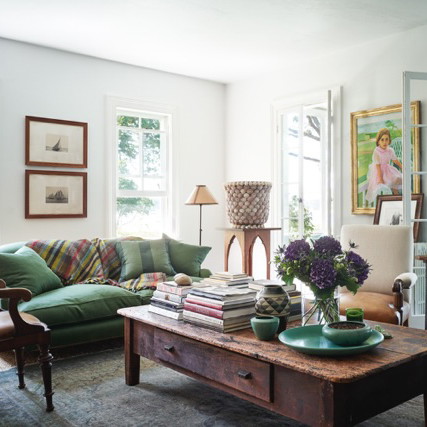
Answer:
[25,116,88,168]
[25,170,87,218]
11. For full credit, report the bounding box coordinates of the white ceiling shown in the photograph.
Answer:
[1,0,427,83]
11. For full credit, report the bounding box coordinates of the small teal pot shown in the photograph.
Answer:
[250,316,280,341]
[322,321,372,347]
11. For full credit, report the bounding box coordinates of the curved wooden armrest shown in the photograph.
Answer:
[394,272,417,290]
[0,279,44,335]
[392,279,404,311]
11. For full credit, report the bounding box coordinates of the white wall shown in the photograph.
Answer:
[226,24,427,232]
[0,38,226,272]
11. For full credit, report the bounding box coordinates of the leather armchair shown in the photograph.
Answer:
[339,225,416,326]
[0,279,54,411]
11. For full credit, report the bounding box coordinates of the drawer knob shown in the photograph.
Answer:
[164,344,174,352]
[237,370,252,379]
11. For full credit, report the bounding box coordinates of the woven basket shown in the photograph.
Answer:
[224,181,272,228]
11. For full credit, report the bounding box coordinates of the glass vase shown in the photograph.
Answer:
[302,288,340,326]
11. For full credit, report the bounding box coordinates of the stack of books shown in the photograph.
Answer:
[248,279,296,293]
[288,290,302,322]
[183,286,257,332]
[148,280,194,320]
[201,272,252,288]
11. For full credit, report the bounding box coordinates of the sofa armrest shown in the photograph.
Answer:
[199,268,212,278]
[394,272,417,290]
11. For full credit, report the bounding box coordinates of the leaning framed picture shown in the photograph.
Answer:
[351,102,420,214]
[373,194,423,242]
[25,170,87,218]
[25,116,88,168]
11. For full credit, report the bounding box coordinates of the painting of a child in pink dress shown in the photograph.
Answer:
[366,128,402,204]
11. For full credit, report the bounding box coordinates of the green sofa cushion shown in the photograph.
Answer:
[18,284,143,327]
[0,246,63,296]
[116,239,175,281]
[164,236,211,277]
[91,236,143,281]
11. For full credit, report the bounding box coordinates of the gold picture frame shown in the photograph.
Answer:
[351,102,420,214]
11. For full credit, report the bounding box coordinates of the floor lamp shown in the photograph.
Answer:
[185,185,218,245]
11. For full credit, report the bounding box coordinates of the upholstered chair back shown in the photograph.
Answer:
[340,224,413,296]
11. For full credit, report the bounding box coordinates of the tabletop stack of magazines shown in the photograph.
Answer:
[183,286,257,332]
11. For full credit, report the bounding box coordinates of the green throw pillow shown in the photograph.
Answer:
[0,246,63,296]
[165,237,211,277]
[117,239,175,281]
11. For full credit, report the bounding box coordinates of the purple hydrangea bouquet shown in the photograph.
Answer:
[274,236,370,325]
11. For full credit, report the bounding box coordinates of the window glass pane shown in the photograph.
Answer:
[143,132,161,176]
[117,115,139,127]
[116,196,164,239]
[117,130,142,190]
[144,177,164,191]
[141,118,160,130]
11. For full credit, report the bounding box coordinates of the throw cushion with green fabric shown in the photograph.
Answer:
[18,284,143,327]
[116,239,175,281]
[91,236,143,281]
[163,234,211,277]
[0,246,63,296]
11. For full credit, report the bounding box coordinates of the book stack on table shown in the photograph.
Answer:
[200,272,253,288]
[148,281,195,320]
[287,290,302,322]
[183,286,257,332]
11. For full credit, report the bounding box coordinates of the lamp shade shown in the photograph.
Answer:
[185,185,218,205]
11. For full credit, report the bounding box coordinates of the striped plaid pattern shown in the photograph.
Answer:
[119,272,166,292]
[91,237,142,281]
[26,239,104,285]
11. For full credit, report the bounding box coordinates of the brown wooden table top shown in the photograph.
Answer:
[118,305,427,384]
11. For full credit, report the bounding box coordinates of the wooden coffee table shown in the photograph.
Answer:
[118,305,427,426]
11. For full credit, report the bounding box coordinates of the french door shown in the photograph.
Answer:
[274,91,334,244]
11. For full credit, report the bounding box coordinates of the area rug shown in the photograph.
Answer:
[0,348,423,427]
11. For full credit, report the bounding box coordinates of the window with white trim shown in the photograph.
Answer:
[114,108,171,238]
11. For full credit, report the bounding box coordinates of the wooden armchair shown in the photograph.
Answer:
[340,225,416,326]
[0,279,54,411]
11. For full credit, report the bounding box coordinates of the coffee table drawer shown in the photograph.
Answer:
[154,329,271,402]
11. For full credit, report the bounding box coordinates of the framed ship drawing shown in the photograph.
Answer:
[25,116,88,168]
[25,170,87,218]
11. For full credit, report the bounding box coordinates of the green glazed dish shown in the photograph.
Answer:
[322,321,372,347]
[278,325,384,356]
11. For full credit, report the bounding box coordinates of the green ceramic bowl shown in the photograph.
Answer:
[322,321,372,347]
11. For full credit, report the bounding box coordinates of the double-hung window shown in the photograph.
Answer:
[114,107,172,238]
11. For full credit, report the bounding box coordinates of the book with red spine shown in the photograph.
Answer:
[184,301,255,319]
[185,297,254,311]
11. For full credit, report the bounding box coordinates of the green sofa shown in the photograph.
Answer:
[0,237,211,348]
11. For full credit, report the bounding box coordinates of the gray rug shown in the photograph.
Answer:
[0,348,423,427]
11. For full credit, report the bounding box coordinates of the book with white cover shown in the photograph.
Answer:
[189,286,256,301]
[152,290,186,304]
[148,304,183,320]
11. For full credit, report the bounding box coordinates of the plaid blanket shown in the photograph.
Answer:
[26,239,104,285]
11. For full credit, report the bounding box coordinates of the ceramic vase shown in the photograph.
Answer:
[254,284,290,333]
[250,316,280,341]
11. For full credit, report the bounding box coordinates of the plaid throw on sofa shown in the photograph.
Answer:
[26,239,104,285]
